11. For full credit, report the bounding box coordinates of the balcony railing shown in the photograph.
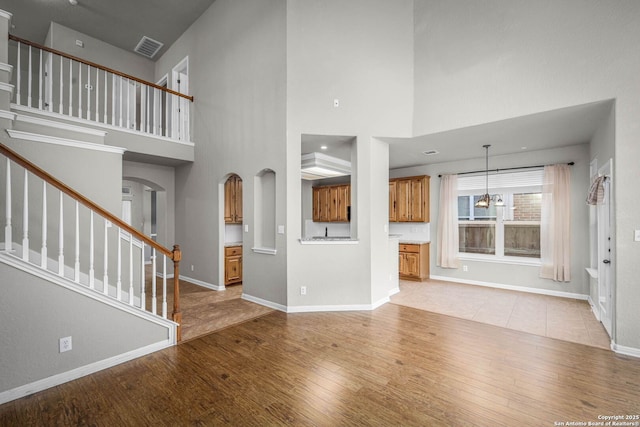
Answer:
[8,35,193,141]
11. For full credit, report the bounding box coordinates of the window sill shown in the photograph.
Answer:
[458,253,541,267]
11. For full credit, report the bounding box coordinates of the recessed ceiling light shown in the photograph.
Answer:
[320,145,328,150]
[521,146,527,150]
[69,0,78,5]
[422,150,439,156]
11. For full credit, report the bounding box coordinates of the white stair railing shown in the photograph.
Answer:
[9,35,193,141]
[0,143,183,340]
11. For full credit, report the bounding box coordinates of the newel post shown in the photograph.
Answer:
[171,244,182,342]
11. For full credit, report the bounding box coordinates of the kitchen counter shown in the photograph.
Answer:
[399,239,430,245]
[224,241,242,247]
[299,237,359,245]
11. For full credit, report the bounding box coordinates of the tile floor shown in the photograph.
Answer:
[390,279,612,350]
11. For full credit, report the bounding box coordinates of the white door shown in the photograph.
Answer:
[597,161,613,337]
[171,58,190,142]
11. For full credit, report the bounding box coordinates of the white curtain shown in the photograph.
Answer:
[437,174,459,268]
[540,165,571,281]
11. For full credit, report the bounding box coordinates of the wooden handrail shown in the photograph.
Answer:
[8,34,194,103]
[0,142,175,258]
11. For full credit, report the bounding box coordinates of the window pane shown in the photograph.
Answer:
[458,196,470,219]
[504,224,540,258]
[508,193,541,222]
[473,195,496,220]
[459,222,495,255]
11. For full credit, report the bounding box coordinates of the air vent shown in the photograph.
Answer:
[122,187,131,195]
[422,150,439,156]
[134,36,163,59]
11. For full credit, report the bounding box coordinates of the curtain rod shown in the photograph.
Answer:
[438,162,574,178]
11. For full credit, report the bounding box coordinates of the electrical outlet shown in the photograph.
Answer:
[300,286,307,295]
[463,265,468,272]
[59,336,72,353]
[333,99,339,107]
[190,265,194,272]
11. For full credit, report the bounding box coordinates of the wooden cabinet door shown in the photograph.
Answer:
[396,179,411,222]
[329,186,340,222]
[410,177,426,222]
[224,175,243,224]
[235,178,243,223]
[404,252,421,278]
[313,185,349,222]
[389,181,397,222]
[336,185,350,222]
[225,255,242,284]
[313,187,321,222]
[224,177,235,223]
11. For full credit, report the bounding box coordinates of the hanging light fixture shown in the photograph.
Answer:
[475,144,492,208]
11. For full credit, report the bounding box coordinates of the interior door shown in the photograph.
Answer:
[597,161,613,337]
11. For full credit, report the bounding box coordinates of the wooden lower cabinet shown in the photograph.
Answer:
[225,245,242,285]
[399,242,430,281]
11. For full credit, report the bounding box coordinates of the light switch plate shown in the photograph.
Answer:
[244,225,249,233]
[635,229,640,242]
[278,225,285,234]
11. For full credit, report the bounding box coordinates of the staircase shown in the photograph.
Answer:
[0,8,190,405]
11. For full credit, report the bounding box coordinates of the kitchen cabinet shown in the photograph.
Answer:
[313,184,350,222]
[224,175,243,224]
[398,242,430,281]
[389,175,429,222]
[225,245,242,285]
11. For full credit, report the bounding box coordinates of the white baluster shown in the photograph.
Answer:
[103,219,109,295]
[126,79,131,129]
[132,82,138,131]
[103,71,108,124]
[151,248,157,315]
[40,181,47,269]
[68,58,73,116]
[140,84,146,133]
[74,201,80,282]
[162,255,167,318]
[88,211,95,289]
[4,159,12,252]
[145,86,150,134]
[128,233,134,305]
[118,77,123,128]
[58,192,64,276]
[111,74,116,126]
[87,65,91,120]
[15,42,21,104]
[140,242,145,310]
[95,68,100,122]
[116,229,122,300]
[38,49,43,110]
[27,46,32,108]
[77,62,82,118]
[58,55,64,113]
[22,169,29,261]
[153,88,158,136]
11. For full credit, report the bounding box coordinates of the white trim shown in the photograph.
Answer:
[0,81,14,95]
[458,253,541,266]
[585,267,598,279]
[587,296,601,321]
[6,129,126,154]
[242,293,287,312]
[429,274,589,300]
[15,113,108,137]
[389,286,400,296]
[0,9,12,20]
[252,247,277,255]
[611,342,640,359]
[287,296,390,313]
[0,62,13,79]
[0,109,16,121]
[0,340,172,405]
[299,239,359,245]
[178,274,224,291]
[10,104,195,146]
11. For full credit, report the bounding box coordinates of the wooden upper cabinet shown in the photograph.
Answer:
[313,183,350,223]
[224,175,243,224]
[389,181,397,222]
[389,175,430,223]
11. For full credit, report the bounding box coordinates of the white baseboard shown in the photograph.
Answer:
[389,287,400,297]
[611,342,640,359]
[429,275,589,300]
[0,340,173,405]
[177,274,224,291]
[587,296,601,321]
[242,293,287,312]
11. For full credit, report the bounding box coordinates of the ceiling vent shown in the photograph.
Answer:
[134,36,164,59]
[422,149,440,156]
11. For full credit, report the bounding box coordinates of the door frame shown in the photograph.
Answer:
[596,159,614,338]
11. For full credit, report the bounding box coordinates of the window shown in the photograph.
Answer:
[458,170,542,260]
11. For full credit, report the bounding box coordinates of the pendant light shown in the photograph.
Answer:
[475,144,491,208]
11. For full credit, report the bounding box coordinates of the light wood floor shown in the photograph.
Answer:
[2,304,639,426]
[391,279,611,349]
